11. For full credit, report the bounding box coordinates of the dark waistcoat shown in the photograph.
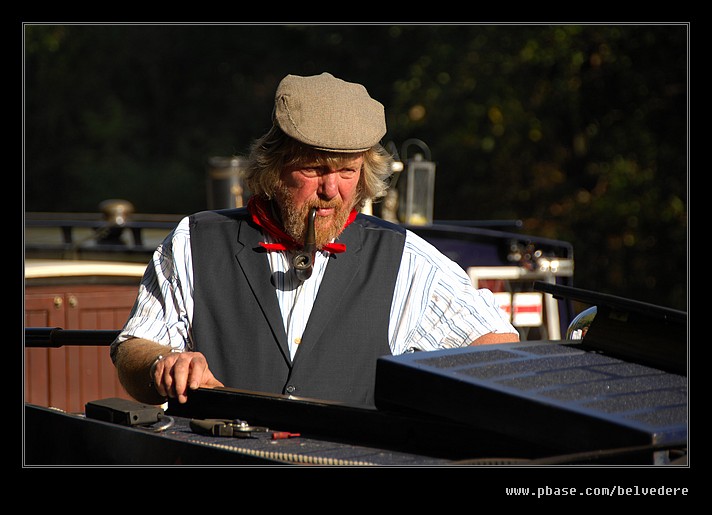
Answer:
[189,208,405,408]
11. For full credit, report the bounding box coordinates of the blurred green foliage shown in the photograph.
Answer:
[23,24,688,310]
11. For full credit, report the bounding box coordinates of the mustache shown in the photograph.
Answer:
[306,199,343,210]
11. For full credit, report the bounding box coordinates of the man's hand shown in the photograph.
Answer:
[151,351,224,404]
[114,338,224,405]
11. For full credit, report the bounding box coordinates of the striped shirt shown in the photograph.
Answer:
[113,216,517,360]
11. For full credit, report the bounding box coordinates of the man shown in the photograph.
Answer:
[111,72,519,408]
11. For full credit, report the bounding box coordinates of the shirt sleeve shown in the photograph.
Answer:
[389,230,518,355]
[110,217,194,359]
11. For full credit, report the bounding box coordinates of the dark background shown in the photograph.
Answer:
[23,23,688,310]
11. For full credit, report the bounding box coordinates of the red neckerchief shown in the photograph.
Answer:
[246,196,356,254]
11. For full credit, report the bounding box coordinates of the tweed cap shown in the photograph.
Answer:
[273,72,386,152]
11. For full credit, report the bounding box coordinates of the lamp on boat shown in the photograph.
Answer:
[397,139,436,226]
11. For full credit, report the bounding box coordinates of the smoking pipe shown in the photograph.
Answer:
[293,207,317,281]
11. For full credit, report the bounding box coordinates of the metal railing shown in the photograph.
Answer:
[25,327,119,348]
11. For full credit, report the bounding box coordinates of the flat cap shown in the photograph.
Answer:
[274,72,386,152]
